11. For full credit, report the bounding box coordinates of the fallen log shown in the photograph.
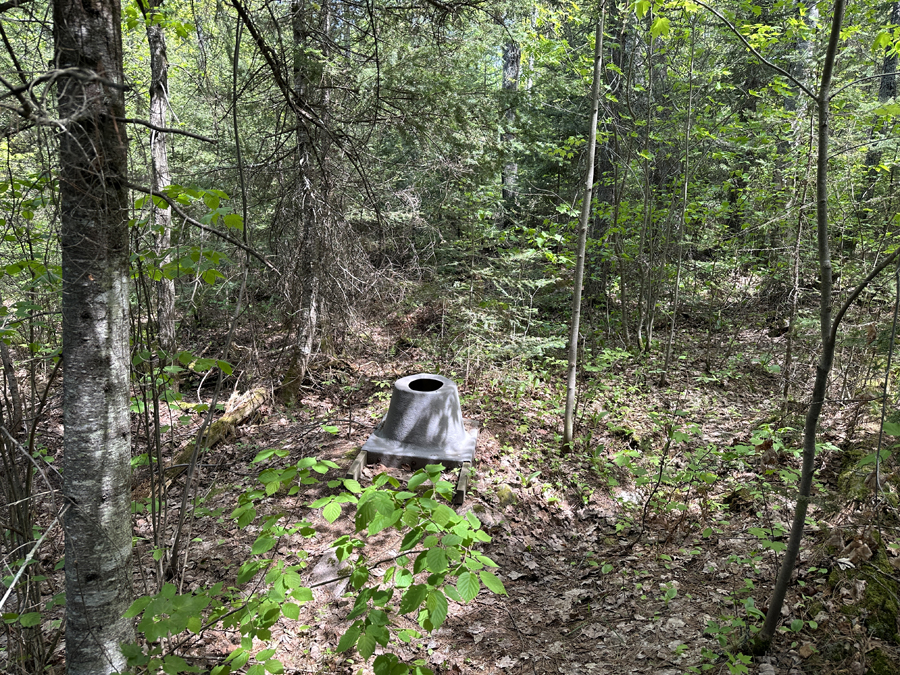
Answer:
[133,387,268,499]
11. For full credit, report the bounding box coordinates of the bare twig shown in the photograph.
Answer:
[116,118,217,143]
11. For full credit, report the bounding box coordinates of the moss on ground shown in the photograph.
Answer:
[826,536,900,644]
[867,647,900,675]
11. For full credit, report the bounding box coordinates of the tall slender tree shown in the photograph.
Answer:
[138,0,177,361]
[54,0,135,670]
[564,3,605,450]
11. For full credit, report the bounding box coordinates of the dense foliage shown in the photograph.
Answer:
[3,0,900,672]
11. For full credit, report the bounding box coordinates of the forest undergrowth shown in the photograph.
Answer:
[6,271,900,675]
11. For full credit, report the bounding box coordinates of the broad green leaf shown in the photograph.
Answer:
[224,213,243,230]
[407,472,428,490]
[650,17,670,39]
[203,193,220,210]
[343,479,362,493]
[251,535,276,555]
[426,547,448,573]
[874,103,900,117]
[374,654,409,675]
[358,632,376,660]
[479,571,507,595]
[456,572,479,602]
[432,504,456,527]
[883,421,900,436]
[426,590,448,629]
[323,502,341,523]
[124,596,152,618]
[400,527,423,551]
[19,612,41,627]
[444,584,462,603]
[337,622,362,652]
[399,584,428,614]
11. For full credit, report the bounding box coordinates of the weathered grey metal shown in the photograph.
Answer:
[362,373,477,470]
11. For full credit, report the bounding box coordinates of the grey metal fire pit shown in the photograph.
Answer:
[361,373,478,470]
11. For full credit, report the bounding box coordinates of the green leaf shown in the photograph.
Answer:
[426,547,448,573]
[251,535,276,555]
[650,17,670,39]
[400,527,423,551]
[426,590,449,629]
[374,654,409,675]
[634,0,650,19]
[337,621,362,652]
[292,587,313,602]
[358,632,377,660]
[321,424,340,434]
[356,490,395,531]
[432,504,456,527]
[456,572,480,602]
[883,421,900,436]
[407,472,428,490]
[343,479,362,493]
[444,584,462,603]
[264,659,284,674]
[19,612,41,627]
[124,596,152,618]
[282,602,300,620]
[203,193,220,210]
[201,269,223,285]
[479,571,507,596]
[874,31,892,51]
[874,103,900,117]
[223,213,244,230]
[323,502,341,523]
[399,584,428,614]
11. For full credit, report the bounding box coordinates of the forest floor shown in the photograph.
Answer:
[24,293,900,675]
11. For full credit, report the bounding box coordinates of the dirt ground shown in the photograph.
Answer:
[13,307,900,675]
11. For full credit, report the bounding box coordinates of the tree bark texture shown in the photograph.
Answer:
[501,39,520,207]
[758,0,845,651]
[54,0,135,670]
[277,0,329,404]
[144,0,176,358]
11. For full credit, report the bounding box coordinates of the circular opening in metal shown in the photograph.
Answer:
[409,378,444,392]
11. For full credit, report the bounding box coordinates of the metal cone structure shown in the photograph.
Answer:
[362,373,477,470]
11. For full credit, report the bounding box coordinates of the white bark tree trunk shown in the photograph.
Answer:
[563,6,605,450]
[54,0,135,670]
[144,0,177,358]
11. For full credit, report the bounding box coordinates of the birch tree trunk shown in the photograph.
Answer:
[54,0,135,670]
[501,39,521,210]
[143,0,177,359]
[563,4,605,450]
